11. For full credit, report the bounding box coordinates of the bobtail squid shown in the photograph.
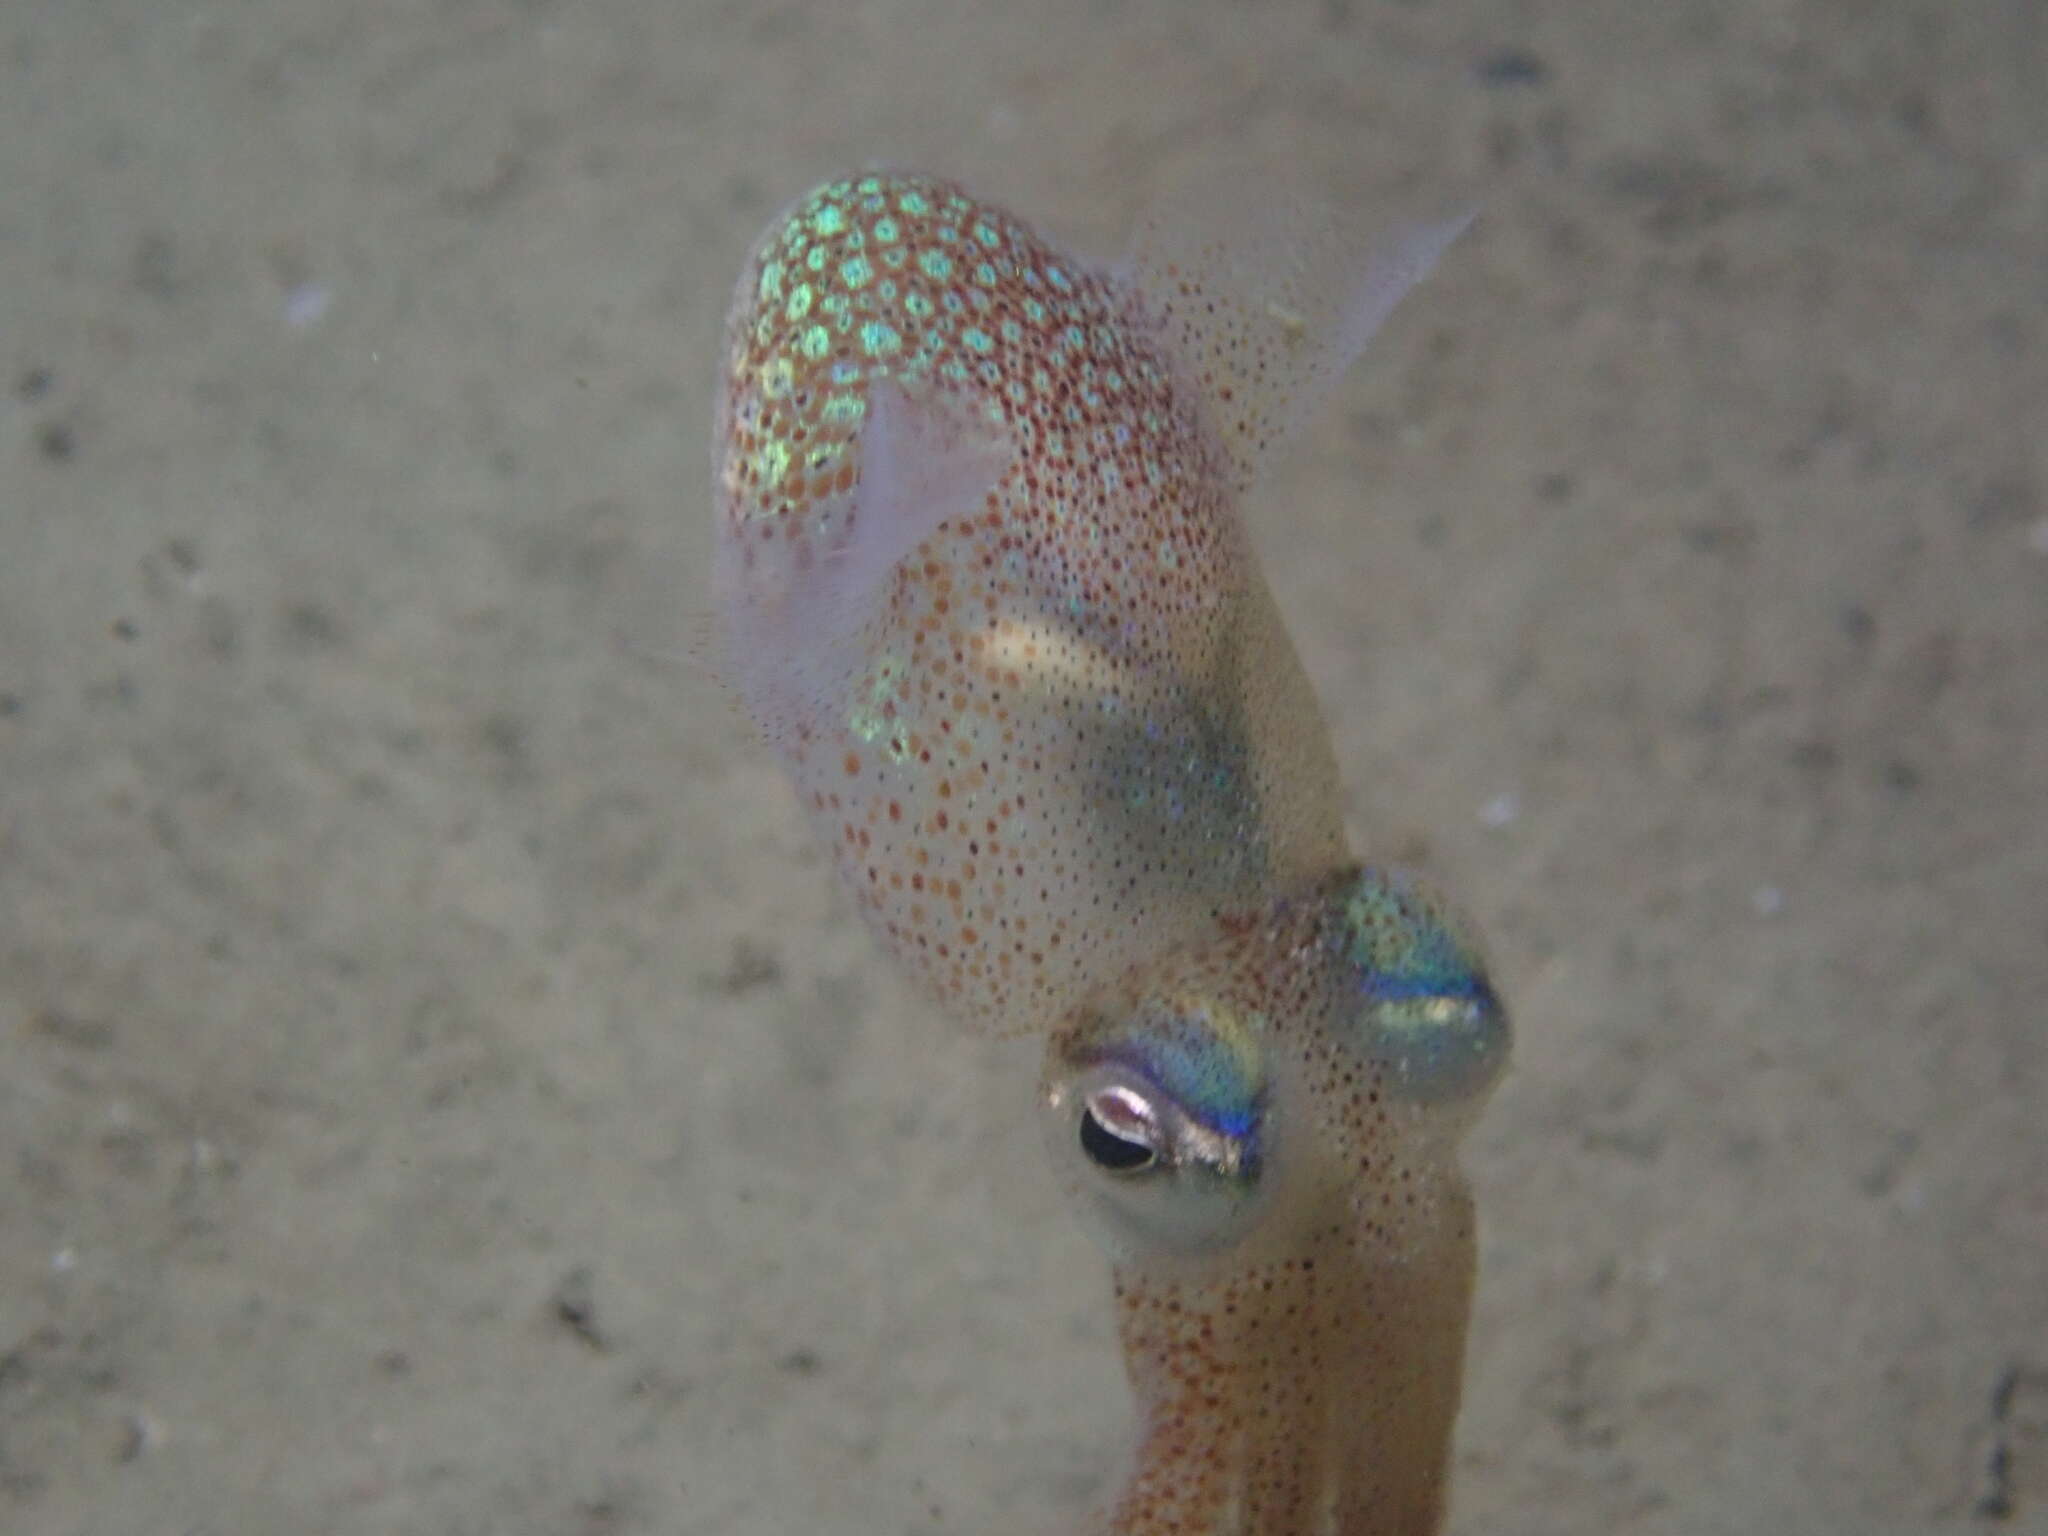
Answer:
[712,167,1508,1535]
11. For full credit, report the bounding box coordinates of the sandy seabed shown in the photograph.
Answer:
[1,3,2043,1534]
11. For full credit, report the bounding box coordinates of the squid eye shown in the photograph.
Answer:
[1338,867,1511,1106]
[1041,1000,1269,1260]
[1078,1089,1160,1172]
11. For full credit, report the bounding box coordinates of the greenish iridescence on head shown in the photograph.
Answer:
[1335,868,1508,1103]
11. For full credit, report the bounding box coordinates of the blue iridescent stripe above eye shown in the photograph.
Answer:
[1097,997,1265,1143]
[1359,967,1498,1008]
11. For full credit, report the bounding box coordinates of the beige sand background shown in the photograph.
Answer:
[2,2,2044,1533]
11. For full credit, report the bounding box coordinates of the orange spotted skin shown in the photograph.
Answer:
[715,172,1504,1534]
[716,172,1345,1038]
[1109,1230,1474,1536]
[1045,873,1494,1535]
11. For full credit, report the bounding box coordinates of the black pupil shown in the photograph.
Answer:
[1079,1106,1155,1171]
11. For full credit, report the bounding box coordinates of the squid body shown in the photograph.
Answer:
[713,169,1507,1536]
